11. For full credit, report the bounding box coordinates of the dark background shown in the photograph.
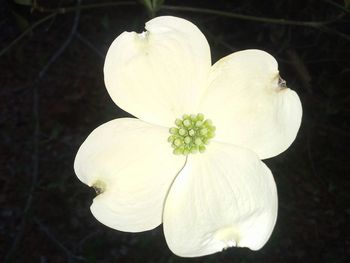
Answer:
[1,0,350,262]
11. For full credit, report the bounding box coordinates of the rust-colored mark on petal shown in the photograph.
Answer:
[278,76,287,89]
[92,180,106,195]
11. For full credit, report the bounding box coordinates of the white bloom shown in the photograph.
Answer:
[74,16,302,257]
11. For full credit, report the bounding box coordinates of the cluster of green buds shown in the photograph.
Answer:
[168,113,216,155]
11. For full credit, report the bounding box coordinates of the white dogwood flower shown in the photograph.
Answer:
[74,16,302,257]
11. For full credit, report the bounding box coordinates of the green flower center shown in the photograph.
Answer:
[168,113,216,155]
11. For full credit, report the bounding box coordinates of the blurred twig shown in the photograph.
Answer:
[34,218,85,263]
[0,1,137,57]
[0,0,350,57]
[4,1,82,262]
[322,0,350,14]
[319,25,350,41]
[34,1,342,27]
[37,6,81,79]
[286,49,312,93]
[1,0,349,58]
[0,12,57,57]
[205,29,238,52]
[161,5,340,27]
[160,5,350,42]
[76,32,104,59]
[32,0,137,13]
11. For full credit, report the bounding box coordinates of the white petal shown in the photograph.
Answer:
[199,49,302,159]
[104,16,211,127]
[74,118,185,232]
[163,142,277,257]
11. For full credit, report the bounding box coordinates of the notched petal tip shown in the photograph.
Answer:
[92,180,106,195]
[137,30,148,38]
[278,76,287,89]
[214,226,239,251]
[271,74,289,93]
[134,31,151,47]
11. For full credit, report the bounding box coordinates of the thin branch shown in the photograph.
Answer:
[39,8,81,79]
[319,25,350,41]
[2,0,349,58]
[0,12,57,57]
[160,5,350,41]
[161,5,339,27]
[36,2,340,27]
[34,218,85,263]
[32,0,137,13]
[321,0,350,14]
[4,1,82,262]
[76,32,104,59]
[0,1,137,57]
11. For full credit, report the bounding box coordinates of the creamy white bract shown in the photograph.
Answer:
[74,16,302,257]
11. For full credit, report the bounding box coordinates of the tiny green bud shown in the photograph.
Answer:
[199,145,206,153]
[168,136,175,143]
[204,119,213,126]
[191,146,199,153]
[188,129,195,136]
[183,148,190,155]
[174,138,182,146]
[183,119,191,127]
[179,128,187,136]
[169,127,178,134]
[184,136,191,144]
[195,121,203,127]
[175,119,183,126]
[197,113,204,121]
[200,128,208,135]
[207,131,215,139]
[195,138,202,146]
[174,148,183,155]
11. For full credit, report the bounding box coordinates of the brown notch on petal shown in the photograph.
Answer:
[92,180,106,195]
[278,76,287,89]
